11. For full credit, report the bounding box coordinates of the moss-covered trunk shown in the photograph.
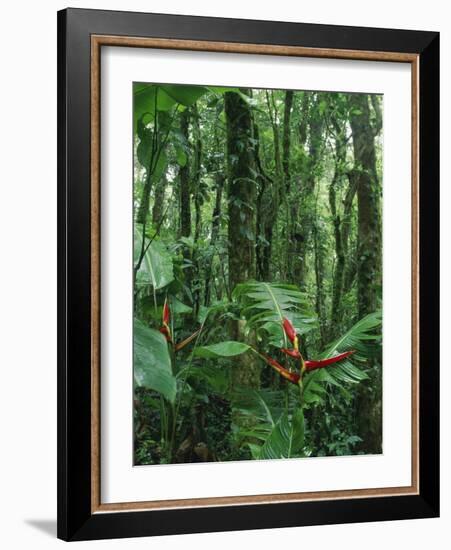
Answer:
[349,94,382,454]
[224,90,260,391]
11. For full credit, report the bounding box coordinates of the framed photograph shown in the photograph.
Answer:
[57,8,439,541]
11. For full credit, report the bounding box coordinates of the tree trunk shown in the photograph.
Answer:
[313,215,327,347]
[136,114,159,226]
[282,90,293,190]
[191,105,203,317]
[254,119,275,281]
[350,95,381,318]
[328,117,357,339]
[179,109,192,292]
[204,173,224,306]
[349,94,382,454]
[152,175,166,226]
[224,90,259,390]
[291,93,324,288]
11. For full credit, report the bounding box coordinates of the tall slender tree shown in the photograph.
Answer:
[349,94,383,454]
[224,90,259,389]
[152,175,166,226]
[291,93,325,288]
[328,96,358,338]
[179,109,192,293]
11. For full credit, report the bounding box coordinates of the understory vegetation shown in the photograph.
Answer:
[133,83,383,465]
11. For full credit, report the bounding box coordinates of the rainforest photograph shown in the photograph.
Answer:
[133,82,383,466]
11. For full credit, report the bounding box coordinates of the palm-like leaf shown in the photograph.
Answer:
[259,409,305,460]
[303,311,382,404]
[231,387,303,458]
[233,282,316,347]
[231,388,282,444]
[134,227,174,291]
[133,319,177,403]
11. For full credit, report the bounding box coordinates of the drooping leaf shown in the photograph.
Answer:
[177,363,228,395]
[194,341,251,358]
[161,85,208,106]
[134,229,174,290]
[133,319,176,403]
[196,300,228,324]
[207,86,241,95]
[322,310,382,359]
[175,147,188,167]
[231,388,297,452]
[133,84,177,131]
[302,311,381,404]
[259,409,305,460]
[233,282,316,346]
[232,389,276,431]
[137,136,168,178]
[170,296,192,314]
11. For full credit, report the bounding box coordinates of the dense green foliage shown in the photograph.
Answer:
[133,83,383,465]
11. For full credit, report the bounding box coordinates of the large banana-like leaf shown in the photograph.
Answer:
[231,388,299,452]
[233,282,316,346]
[134,228,174,290]
[161,84,208,106]
[177,363,229,395]
[232,388,278,431]
[259,409,305,460]
[134,83,209,129]
[133,319,176,403]
[194,341,251,358]
[134,84,176,130]
[322,310,382,358]
[303,311,382,404]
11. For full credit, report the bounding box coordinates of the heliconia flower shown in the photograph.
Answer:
[160,298,172,342]
[159,325,172,343]
[282,317,297,344]
[163,299,170,326]
[281,348,301,359]
[175,329,201,352]
[304,350,355,372]
[263,354,300,385]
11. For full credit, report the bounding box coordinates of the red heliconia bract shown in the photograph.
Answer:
[304,350,355,372]
[163,299,170,326]
[159,326,172,343]
[282,317,297,344]
[263,354,300,385]
[174,329,201,352]
[281,348,301,359]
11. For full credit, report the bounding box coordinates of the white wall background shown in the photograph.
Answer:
[0,1,448,547]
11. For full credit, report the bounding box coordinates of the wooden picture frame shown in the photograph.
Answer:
[57,7,439,541]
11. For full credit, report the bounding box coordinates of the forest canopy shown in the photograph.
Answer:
[133,83,383,465]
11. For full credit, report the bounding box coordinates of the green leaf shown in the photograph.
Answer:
[176,147,188,167]
[207,86,241,95]
[133,319,176,403]
[179,235,195,249]
[194,341,251,358]
[302,311,381,404]
[323,311,382,358]
[170,296,192,314]
[161,85,208,106]
[136,129,168,177]
[259,409,305,460]
[196,300,228,324]
[233,282,315,346]
[177,364,228,395]
[134,230,174,290]
[134,84,177,131]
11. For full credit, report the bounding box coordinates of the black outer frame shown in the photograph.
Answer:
[57,8,439,542]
